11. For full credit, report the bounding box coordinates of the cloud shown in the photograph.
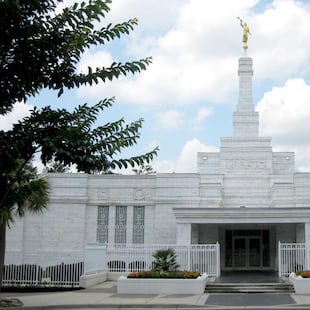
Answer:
[257,78,310,144]
[107,0,189,36]
[76,0,310,107]
[195,108,213,124]
[257,78,310,172]
[77,50,114,73]
[251,0,310,80]
[155,110,185,130]
[0,102,33,130]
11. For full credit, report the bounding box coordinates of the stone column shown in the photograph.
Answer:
[238,57,253,110]
[233,57,259,137]
[126,206,134,244]
[108,206,116,243]
[176,223,191,245]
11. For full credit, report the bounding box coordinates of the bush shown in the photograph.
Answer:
[152,248,179,272]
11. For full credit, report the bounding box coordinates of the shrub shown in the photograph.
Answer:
[152,248,179,272]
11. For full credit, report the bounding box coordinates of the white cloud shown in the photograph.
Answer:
[0,102,33,130]
[77,50,114,73]
[251,0,310,80]
[195,108,213,124]
[76,0,310,108]
[257,78,310,144]
[153,138,219,173]
[156,110,185,130]
[257,78,310,171]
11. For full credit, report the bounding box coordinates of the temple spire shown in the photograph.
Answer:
[233,56,259,137]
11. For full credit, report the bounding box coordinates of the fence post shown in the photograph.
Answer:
[216,242,220,277]
[306,242,310,271]
[278,241,281,277]
[187,245,191,271]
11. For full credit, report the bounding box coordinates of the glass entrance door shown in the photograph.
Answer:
[233,236,262,269]
[248,237,261,267]
[225,229,270,270]
[234,237,246,268]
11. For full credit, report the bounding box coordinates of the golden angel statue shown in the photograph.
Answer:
[238,17,251,49]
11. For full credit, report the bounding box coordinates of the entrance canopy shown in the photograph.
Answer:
[172,207,310,224]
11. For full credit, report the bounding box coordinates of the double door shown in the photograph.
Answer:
[233,236,262,269]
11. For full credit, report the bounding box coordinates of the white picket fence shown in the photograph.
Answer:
[85,243,220,277]
[3,251,84,287]
[278,242,308,277]
[5,242,310,285]
[3,262,84,287]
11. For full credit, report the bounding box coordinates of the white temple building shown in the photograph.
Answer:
[6,54,310,275]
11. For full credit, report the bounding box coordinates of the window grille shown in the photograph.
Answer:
[133,206,145,244]
[115,206,127,243]
[97,206,109,243]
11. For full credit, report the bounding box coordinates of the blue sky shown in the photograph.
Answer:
[2,0,310,173]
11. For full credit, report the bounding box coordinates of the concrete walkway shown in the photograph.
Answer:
[2,281,310,309]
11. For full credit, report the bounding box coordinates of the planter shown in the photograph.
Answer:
[79,272,107,288]
[289,272,310,294]
[117,273,208,295]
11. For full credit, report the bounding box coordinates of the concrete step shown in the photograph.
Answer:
[205,282,295,293]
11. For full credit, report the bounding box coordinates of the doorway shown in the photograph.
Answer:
[233,236,261,268]
[225,229,270,270]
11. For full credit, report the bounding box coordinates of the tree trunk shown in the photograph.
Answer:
[0,224,6,291]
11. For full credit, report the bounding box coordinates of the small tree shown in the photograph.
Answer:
[0,162,49,288]
[0,0,158,289]
[152,248,180,272]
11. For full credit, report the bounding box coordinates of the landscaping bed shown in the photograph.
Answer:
[118,273,208,295]
[118,248,208,294]
[127,271,200,279]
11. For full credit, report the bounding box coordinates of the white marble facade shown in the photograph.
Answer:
[6,56,310,271]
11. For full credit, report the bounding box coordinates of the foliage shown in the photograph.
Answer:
[2,98,157,175]
[152,248,180,272]
[0,0,158,288]
[0,161,49,227]
[127,271,200,279]
[0,0,158,215]
[43,159,70,173]
[0,0,152,114]
[132,164,156,175]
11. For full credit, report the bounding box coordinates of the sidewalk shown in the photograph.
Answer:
[2,281,310,309]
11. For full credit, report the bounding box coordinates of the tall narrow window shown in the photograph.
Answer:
[115,206,127,244]
[97,206,109,243]
[133,206,145,244]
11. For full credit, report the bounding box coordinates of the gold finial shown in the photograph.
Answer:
[238,17,251,49]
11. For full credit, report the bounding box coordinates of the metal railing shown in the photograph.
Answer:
[85,243,220,276]
[278,242,307,277]
[3,251,84,287]
[3,262,84,287]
